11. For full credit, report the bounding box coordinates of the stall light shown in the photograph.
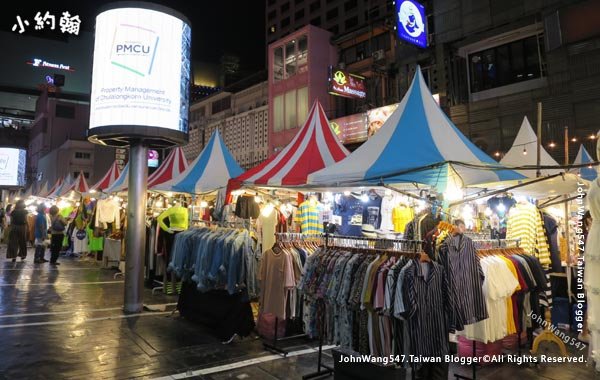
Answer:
[571,137,578,142]
[200,201,208,208]
[155,200,164,208]
[254,195,263,204]
[91,197,96,201]
[443,187,464,202]
[89,189,96,194]
[589,165,594,169]
[415,200,427,213]
[484,207,493,217]
[25,199,35,206]
[522,147,528,155]
[494,152,501,157]
[15,197,21,201]
[343,191,350,196]
[167,192,174,198]
[591,134,597,140]
[384,189,392,196]
[323,192,333,202]
[496,203,506,213]
[548,142,556,148]
[76,202,81,207]
[261,203,275,217]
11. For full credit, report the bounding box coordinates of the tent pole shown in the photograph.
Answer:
[448,173,565,208]
[564,126,572,301]
[536,102,542,178]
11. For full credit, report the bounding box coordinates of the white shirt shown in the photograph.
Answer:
[95,198,120,229]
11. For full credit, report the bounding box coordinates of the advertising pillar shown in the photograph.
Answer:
[88,3,191,312]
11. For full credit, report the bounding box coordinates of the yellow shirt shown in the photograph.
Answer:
[498,255,521,335]
[392,206,414,233]
[157,205,189,232]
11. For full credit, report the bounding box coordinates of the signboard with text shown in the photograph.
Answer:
[396,0,427,48]
[329,114,368,144]
[88,4,191,147]
[328,66,366,99]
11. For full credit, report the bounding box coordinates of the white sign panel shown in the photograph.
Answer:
[0,148,26,187]
[89,7,191,133]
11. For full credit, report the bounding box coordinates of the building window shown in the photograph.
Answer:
[297,35,308,73]
[75,152,91,159]
[297,87,309,127]
[281,2,290,12]
[469,34,544,93]
[281,17,290,28]
[274,46,284,81]
[310,0,321,13]
[328,25,339,35]
[55,104,75,119]
[285,40,297,77]
[285,90,297,130]
[268,10,277,20]
[310,16,321,26]
[345,16,358,30]
[326,8,338,21]
[344,0,357,12]
[295,9,305,20]
[211,96,231,114]
[274,94,285,132]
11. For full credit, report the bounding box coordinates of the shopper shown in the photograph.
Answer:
[7,200,28,262]
[1,204,12,244]
[49,205,66,266]
[34,204,49,264]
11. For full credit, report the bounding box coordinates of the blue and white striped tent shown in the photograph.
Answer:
[574,144,597,181]
[154,129,243,194]
[308,67,525,190]
[105,163,129,194]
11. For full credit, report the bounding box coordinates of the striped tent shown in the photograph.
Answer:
[105,163,129,194]
[232,100,349,187]
[36,181,50,198]
[60,170,90,196]
[308,67,525,190]
[154,130,243,194]
[47,174,73,198]
[91,161,121,191]
[147,147,189,189]
[574,144,598,181]
[41,177,65,198]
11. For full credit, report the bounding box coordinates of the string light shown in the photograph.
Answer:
[591,134,597,140]
[571,137,578,142]
[343,191,350,196]
[200,201,208,208]
[494,152,501,157]
[522,147,527,155]
[548,142,556,148]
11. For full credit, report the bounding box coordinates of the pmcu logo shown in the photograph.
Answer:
[333,71,347,86]
[110,24,159,77]
[115,44,151,55]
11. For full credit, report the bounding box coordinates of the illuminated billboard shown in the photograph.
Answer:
[329,114,368,144]
[396,0,427,48]
[0,148,26,187]
[367,104,399,137]
[328,67,366,99]
[88,4,191,147]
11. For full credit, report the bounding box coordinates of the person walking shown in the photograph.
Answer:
[49,205,66,266]
[34,204,49,264]
[7,200,28,262]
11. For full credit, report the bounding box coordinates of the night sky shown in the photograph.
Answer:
[1,0,267,71]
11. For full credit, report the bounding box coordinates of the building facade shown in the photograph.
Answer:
[186,81,270,170]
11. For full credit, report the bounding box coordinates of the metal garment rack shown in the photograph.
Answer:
[454,237,522,380]
[262,233,324,357]
[302,233,423,380]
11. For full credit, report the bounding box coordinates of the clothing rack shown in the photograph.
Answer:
[303,233,423,380]
[263,233,323,357]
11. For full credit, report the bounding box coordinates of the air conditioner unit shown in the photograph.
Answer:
[372,49,385,61]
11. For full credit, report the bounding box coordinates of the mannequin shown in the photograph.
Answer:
[584,132,600,370]
[157,201,189,256]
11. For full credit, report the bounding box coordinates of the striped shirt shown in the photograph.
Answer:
[295,200,323,235]
[438,234,489,332]
[403,260,450,357]
[506,203,551,268]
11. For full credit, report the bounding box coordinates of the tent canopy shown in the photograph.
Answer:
[155,129,243,194]
[106,163,128,194]
[60,171,90,196]
[92,161,121,191]
[308,67,525,190]
[36,181,50,198]
[233,100,349,187]
[147,147,189,189]
[500,116,562,178]
[574,144,598,181]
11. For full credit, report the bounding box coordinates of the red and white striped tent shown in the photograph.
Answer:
[230,100,349,187]
[60,170,90,196]
[148,147,189,189]
[91,161,121,191]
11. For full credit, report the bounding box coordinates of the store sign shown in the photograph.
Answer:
[27,58,75,71]
[328,67,366,99]
[89,5,192,144]
[396,0,427,48]
[115,148,127,170]
[148,149,159,168]
[329,113,368,144]
[0,148,26,187]
[367,104,399,137]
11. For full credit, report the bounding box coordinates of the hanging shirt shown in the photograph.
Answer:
[257,209,278,253]
[95,198,120,229]
[506,202,551,268]
[334,195,364,236]
[295,200,323,235]
[362,193,382,229]
[392,205,413,233]
[234,195,260,219]
[157,205,189,232]
[379,195,395,231]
